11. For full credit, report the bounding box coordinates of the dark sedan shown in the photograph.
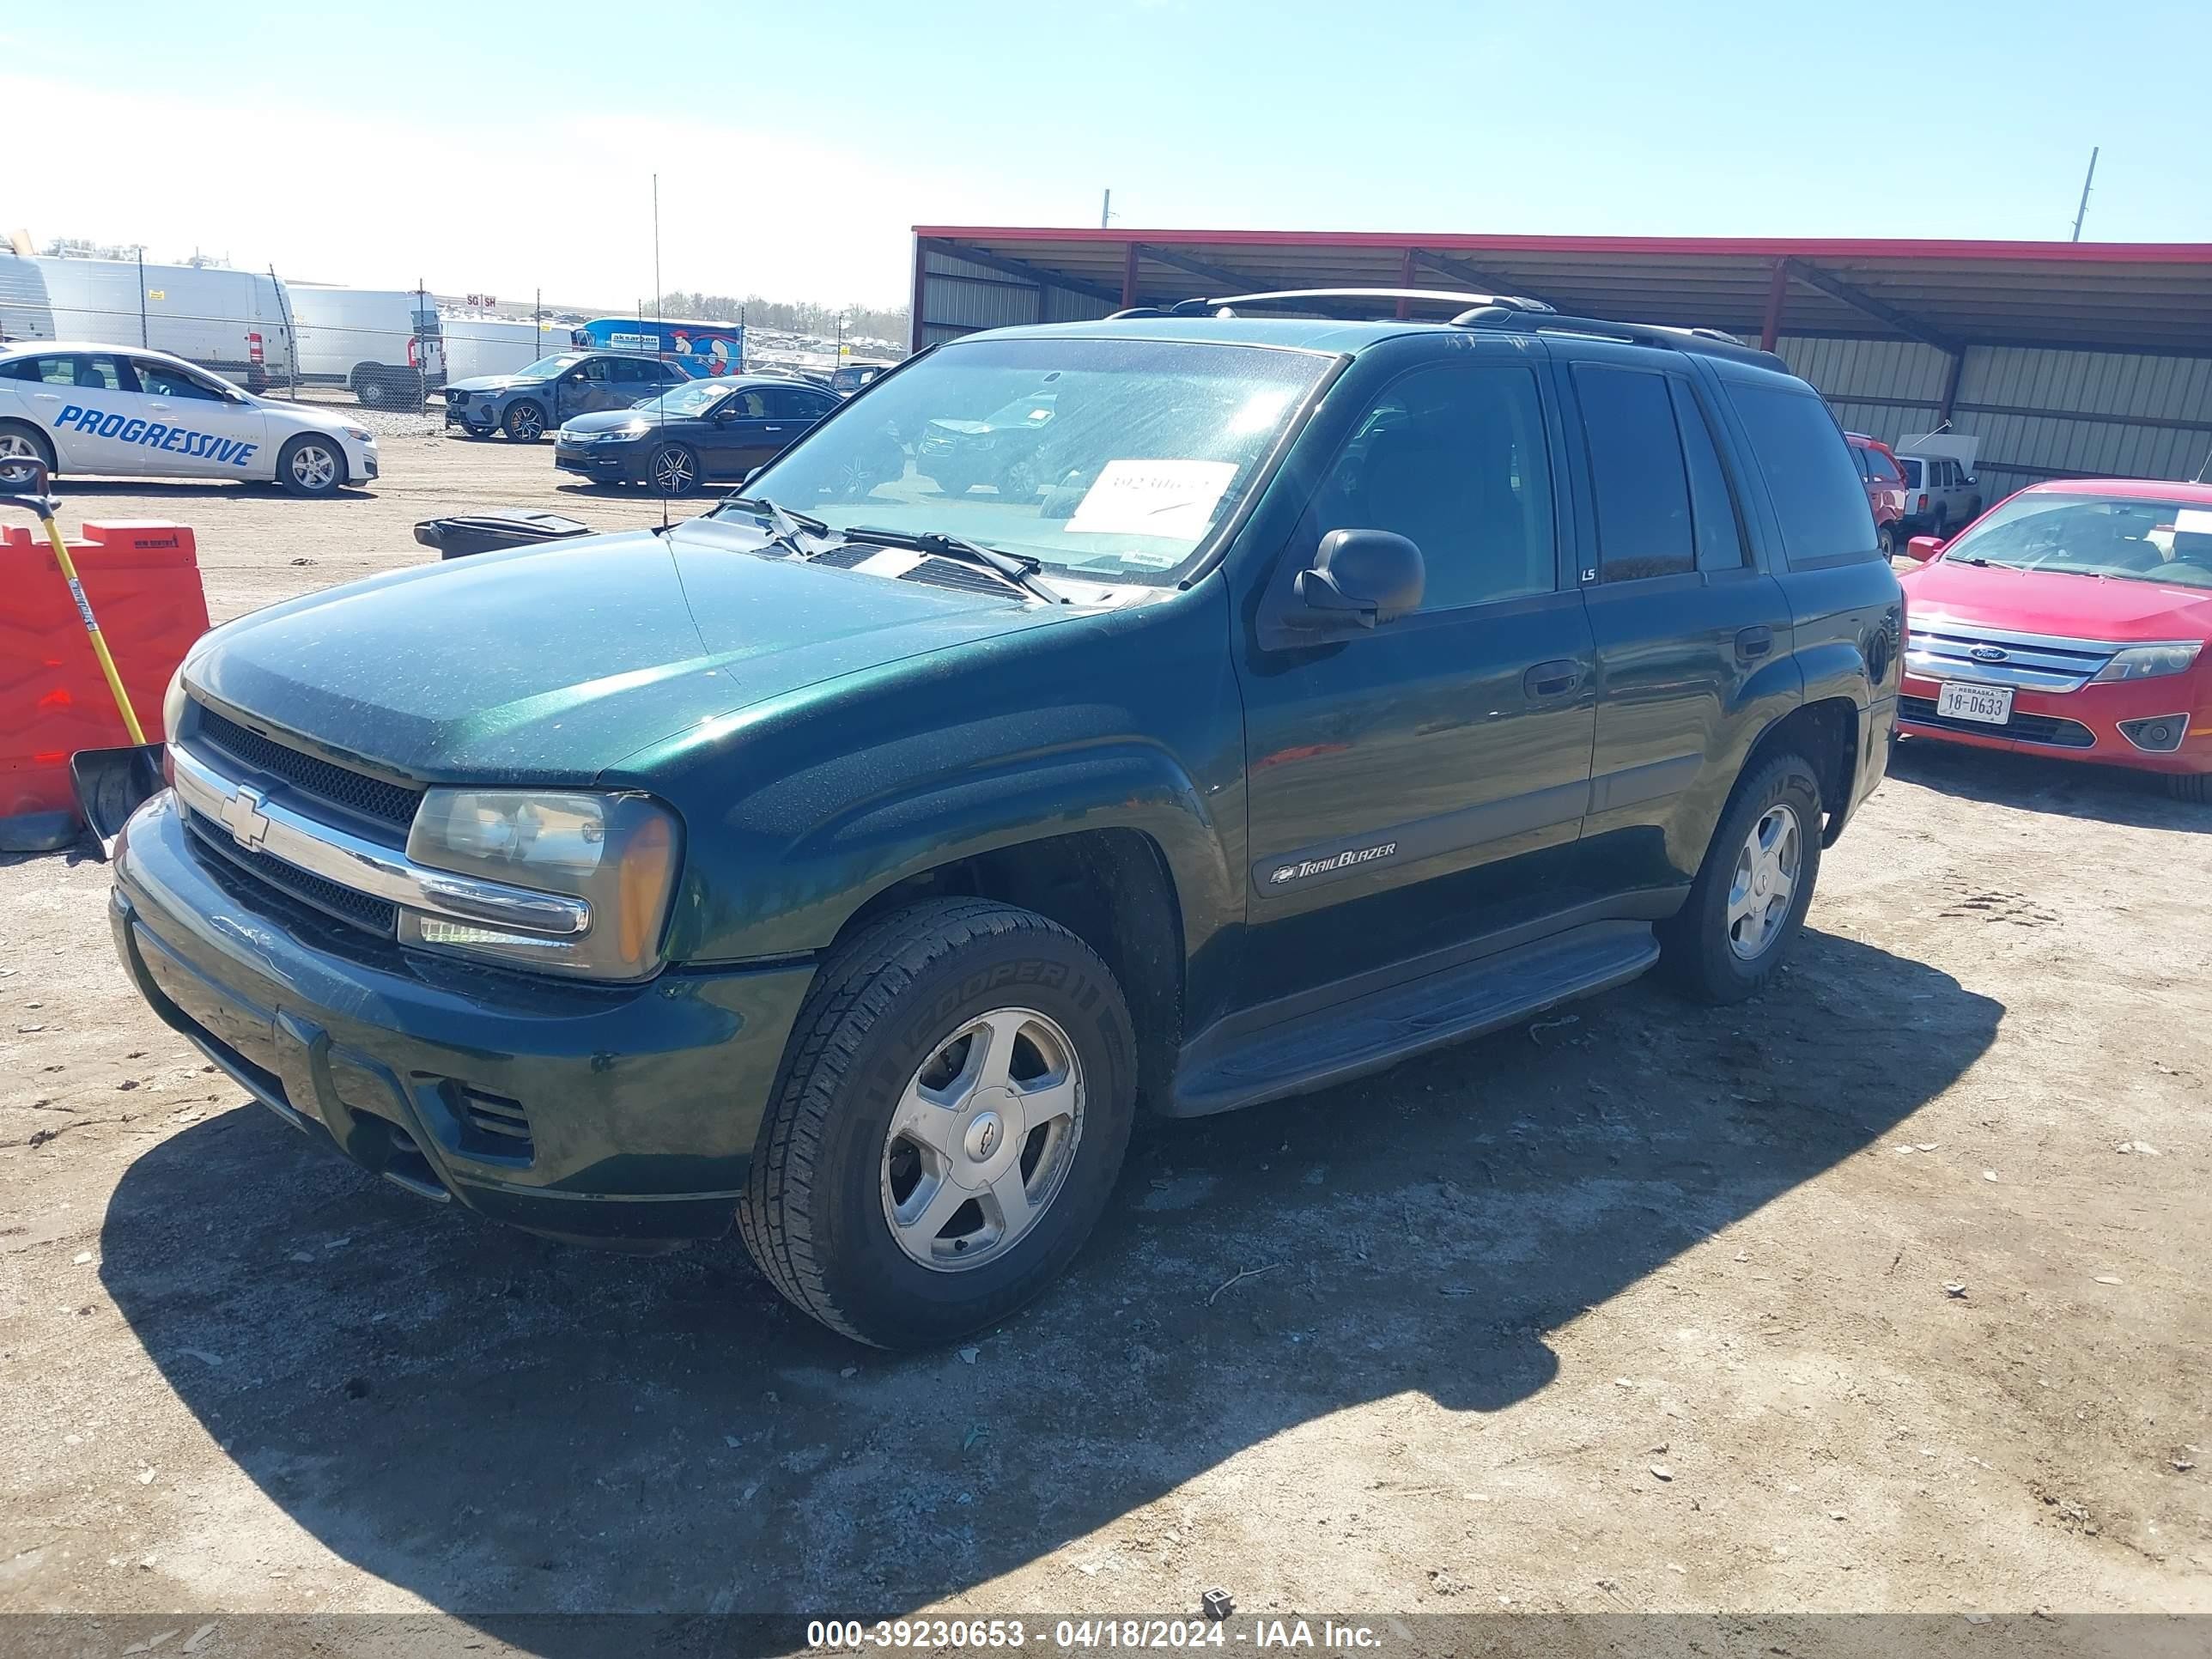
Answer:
[553,376,841,495]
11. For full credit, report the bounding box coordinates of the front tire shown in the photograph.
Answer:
[648,441,698,496]
[276,434,346,498]
[504,401,546,442]
[2170,771,2210,805]
[1659,752,1824,1004]
[1877,524,1896,559]
[737,899,1138,1349]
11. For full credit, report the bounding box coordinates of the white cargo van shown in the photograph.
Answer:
[0,253,294,391]
[440,314,568,382]
[285,284,443,406]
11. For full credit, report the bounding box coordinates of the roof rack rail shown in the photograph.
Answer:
[1449,305,1786,368]
[1109,287,1556,321]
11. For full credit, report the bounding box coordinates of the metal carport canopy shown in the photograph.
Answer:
[911,228,2212,355]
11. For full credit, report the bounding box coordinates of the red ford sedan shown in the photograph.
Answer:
[1896,478,2212,802]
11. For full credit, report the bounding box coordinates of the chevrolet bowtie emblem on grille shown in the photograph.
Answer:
[1969,645,2009,662]
[218,784,274,852]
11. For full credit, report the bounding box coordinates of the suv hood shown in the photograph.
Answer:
[446,373,546,396]
[185,519,1083,783]
[1903,556,2212,642]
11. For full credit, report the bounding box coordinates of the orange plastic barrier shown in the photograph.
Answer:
[0,521,210,850]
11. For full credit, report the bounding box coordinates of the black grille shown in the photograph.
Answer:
[1901,696,2096,750]
[193,705,422,831]
[184,808,399,934]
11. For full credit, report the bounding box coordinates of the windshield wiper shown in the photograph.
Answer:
[835,525,1067,605]
[712,494,830,557]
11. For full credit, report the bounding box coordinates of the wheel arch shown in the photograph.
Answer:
[832,825,1188,1112]
[1741,695,1859,845]
[0,416,57,472]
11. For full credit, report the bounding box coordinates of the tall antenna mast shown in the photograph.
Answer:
[2070,146,2100,242]
[1100,188,1112,230]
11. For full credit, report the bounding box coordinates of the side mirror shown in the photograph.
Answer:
[1289,529,1425,629]
[1905,535,1945,562]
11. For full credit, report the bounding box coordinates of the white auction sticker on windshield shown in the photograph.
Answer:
[1066,459,1239,541]
[2174,507,2212,536]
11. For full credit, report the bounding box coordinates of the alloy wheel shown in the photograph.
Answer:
[879,1006,1085,1273]
[1725,803,1802,960]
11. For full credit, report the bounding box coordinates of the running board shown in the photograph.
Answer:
[1168,920,1659,1118]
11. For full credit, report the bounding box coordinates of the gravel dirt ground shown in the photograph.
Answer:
[1,436,2207,1647]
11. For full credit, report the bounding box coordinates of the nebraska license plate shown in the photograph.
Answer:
[1937,681,2014,725]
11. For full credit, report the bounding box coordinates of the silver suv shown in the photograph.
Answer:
[1896,450,1982,538]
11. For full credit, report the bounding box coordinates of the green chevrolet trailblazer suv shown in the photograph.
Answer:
[110,290,1901,1348]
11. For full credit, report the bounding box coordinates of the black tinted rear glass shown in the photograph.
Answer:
[1726,384,1877,563]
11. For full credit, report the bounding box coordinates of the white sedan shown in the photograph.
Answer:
[0,341,377,497]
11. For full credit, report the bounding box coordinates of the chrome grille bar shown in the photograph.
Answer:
[1904,617,2119,693]
[170,743,590,938]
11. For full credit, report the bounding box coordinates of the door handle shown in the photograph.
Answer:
[762,425,784,434]
[32,391,59,402]
[147,401,173,412]
[1522,659,1583,700]
[1735,625,1775,661]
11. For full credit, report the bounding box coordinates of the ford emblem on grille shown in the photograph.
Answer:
[1968,645,2008,663]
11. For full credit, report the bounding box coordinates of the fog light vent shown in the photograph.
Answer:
[2118,714,2188,754]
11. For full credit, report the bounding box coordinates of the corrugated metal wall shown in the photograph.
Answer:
[1772,336,2212,503]
[917,249,2212,501]
[915,248,1117,347]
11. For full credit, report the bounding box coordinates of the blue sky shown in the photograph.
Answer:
[8,0,2208,307]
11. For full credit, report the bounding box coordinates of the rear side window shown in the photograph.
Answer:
[1573,365,1694,581]
[1724,383,1877,562]
[610,359,659,384]
[1670,381,1747,571]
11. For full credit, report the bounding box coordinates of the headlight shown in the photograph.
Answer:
[400,790,681,981]
[2092,641,2203,683]
[161,661,189,742]
[341,425,373,443]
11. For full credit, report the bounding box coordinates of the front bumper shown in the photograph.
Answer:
[554,441,642,480]
[109,790,817,1244]
[444,398,498,431]
[1898,672,2210,776]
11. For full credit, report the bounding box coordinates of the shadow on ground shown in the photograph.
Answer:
[1889,734,2208,832]
[100,929,2000,1644]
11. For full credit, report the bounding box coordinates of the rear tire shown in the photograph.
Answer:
[504,401,546,442]
[1876,524,1896,559]
[737,898,1138,1350]
[1659,751,1824,1005]
[2170,772,2210,805]
[0,420,54,484]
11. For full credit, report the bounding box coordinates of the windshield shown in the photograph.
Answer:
[518,353,585,380]
[635,380,728,415]
[742,337,1332,585]
[1940,492,2212,589]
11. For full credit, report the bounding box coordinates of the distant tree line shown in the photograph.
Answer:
[656,291,908,350]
